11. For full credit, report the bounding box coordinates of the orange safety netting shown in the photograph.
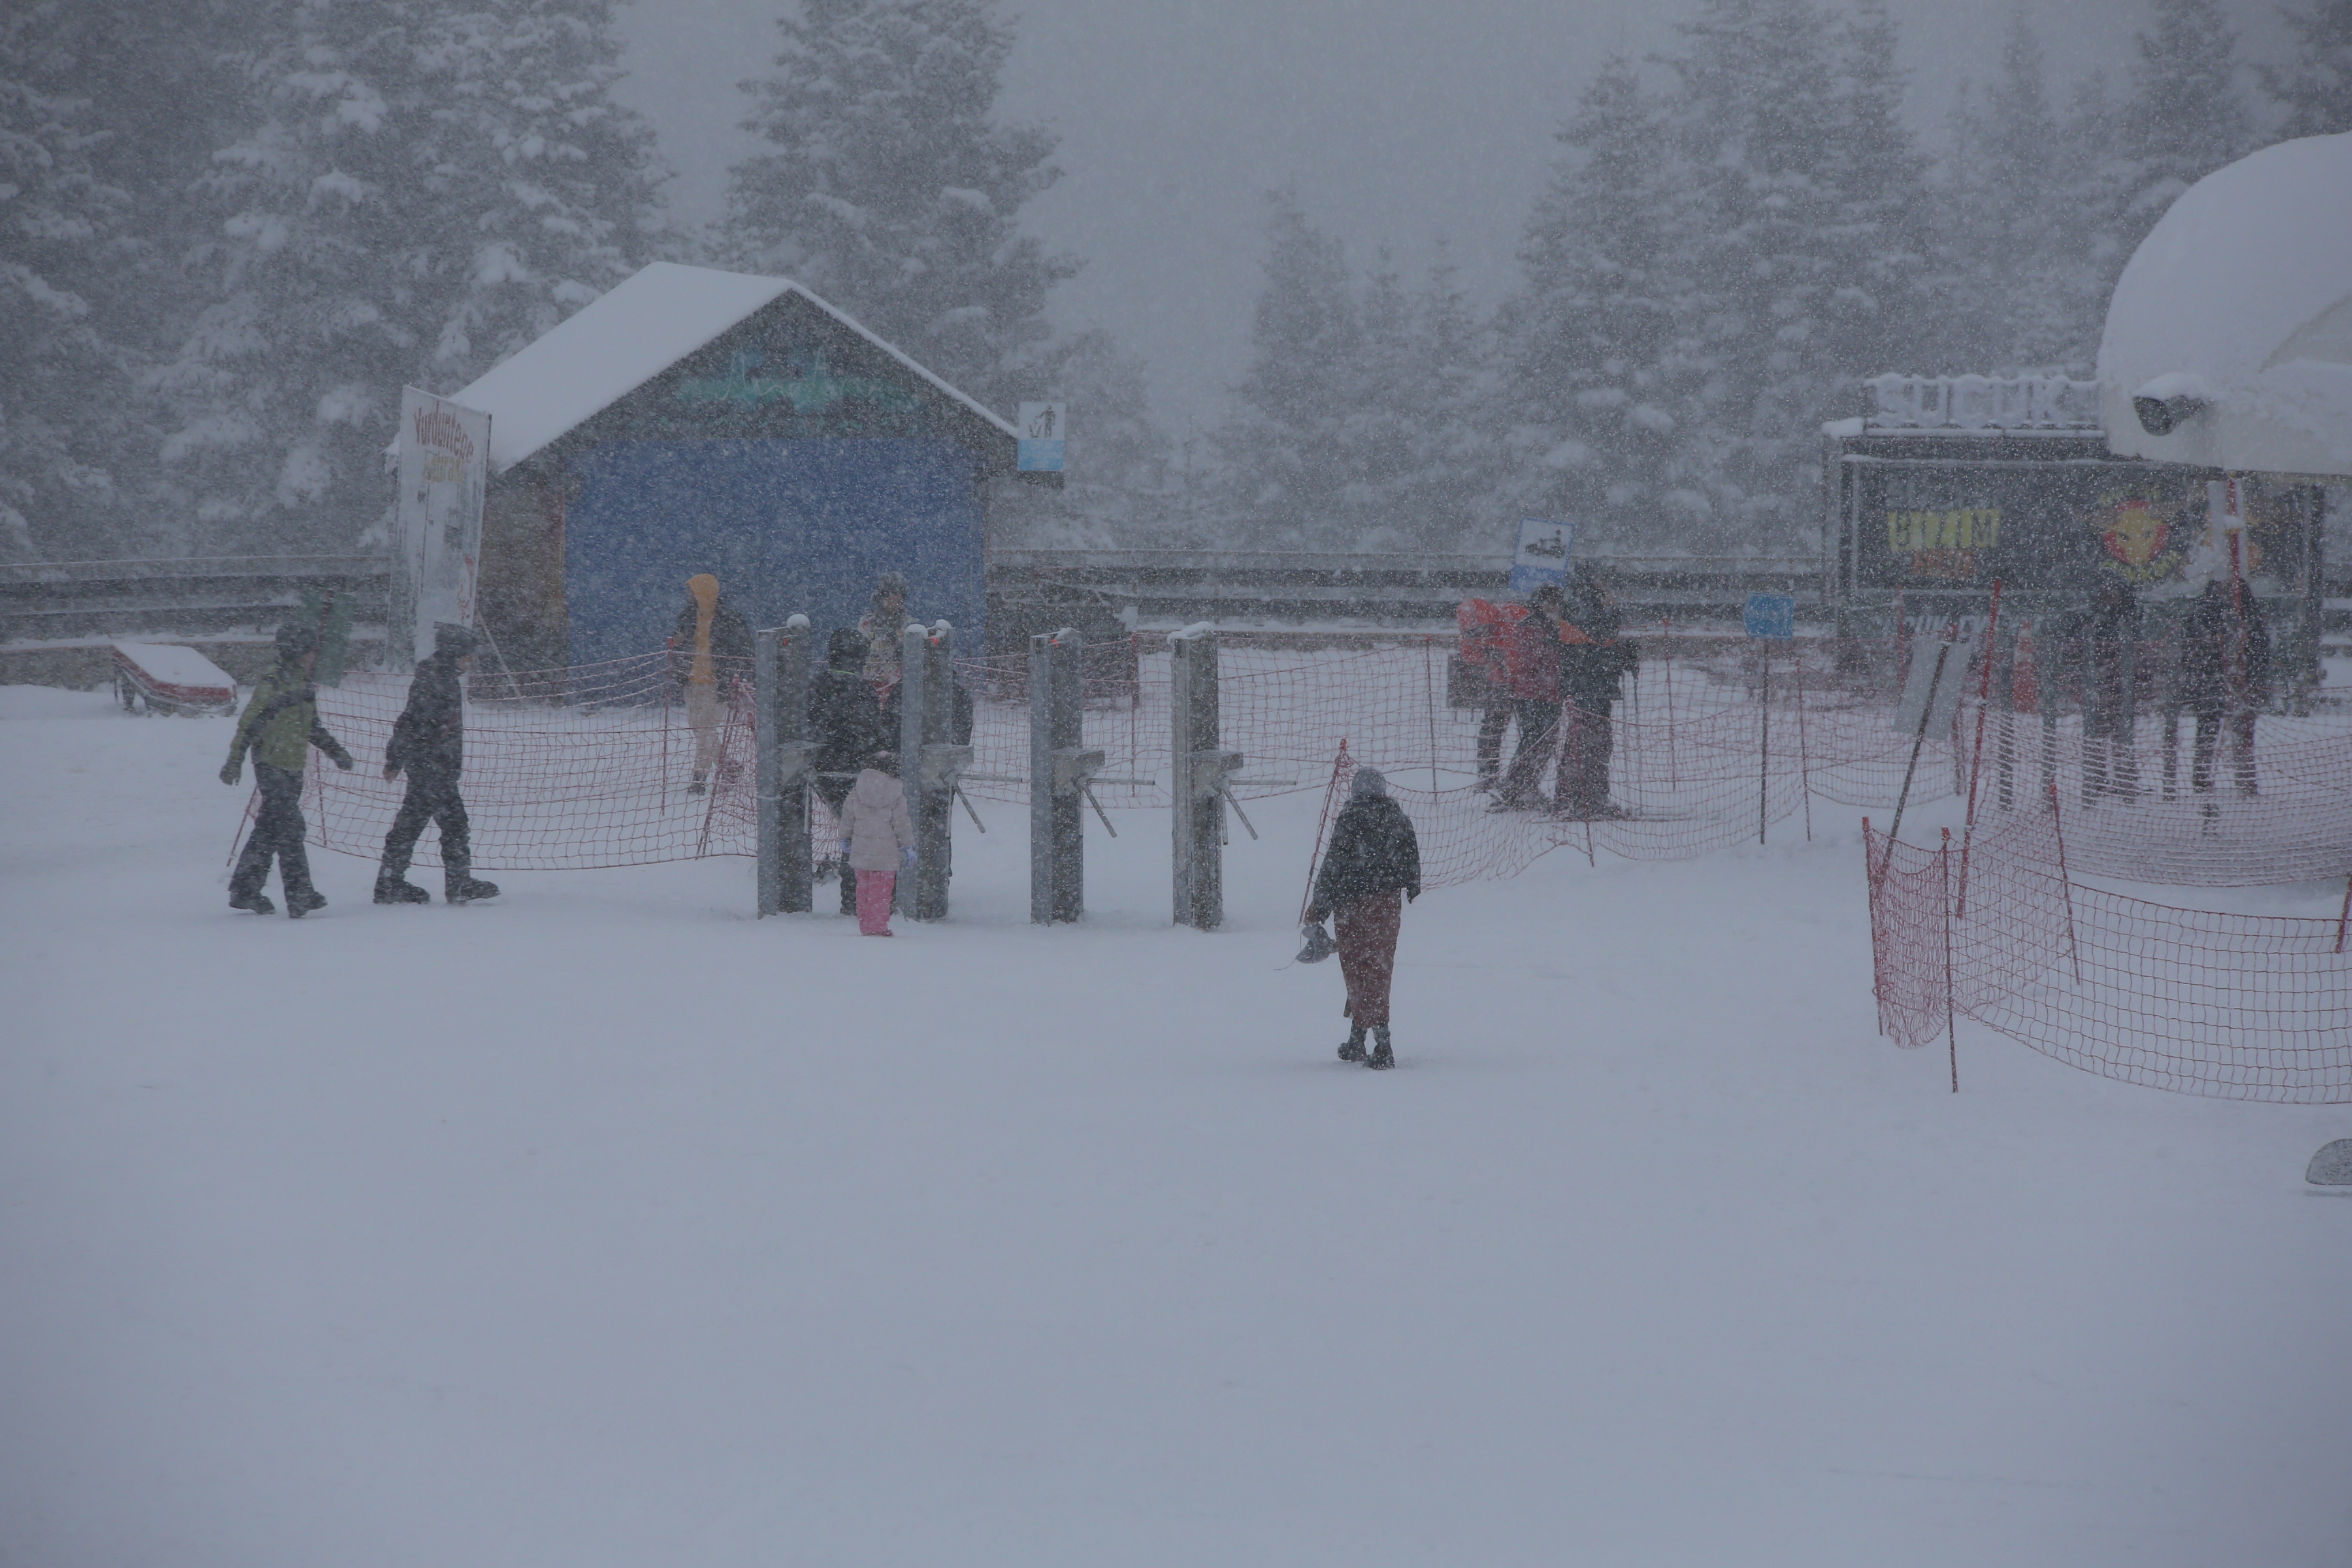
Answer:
[276,637,2352,901]
[1863,804,2352,1103]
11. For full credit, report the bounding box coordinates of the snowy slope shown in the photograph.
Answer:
[2,685,2348,1567]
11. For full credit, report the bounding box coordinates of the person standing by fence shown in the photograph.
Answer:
[220,622,355,917]
[2178,574,2271,798]
[1553,569,1638,819]
[1494,585,1568,810]
[2072,576,2142,803]
[670,574,752,795]
[1306,767,1422,1069]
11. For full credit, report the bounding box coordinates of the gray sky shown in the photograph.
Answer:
[613,0,2292,434]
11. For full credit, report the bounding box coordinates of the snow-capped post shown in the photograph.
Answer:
[1170,625,1240,930]
[901,621,968,921]
[1030,630,1099,924]
[755,617,814,917]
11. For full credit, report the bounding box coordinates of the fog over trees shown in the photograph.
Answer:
[3,0,2344,562]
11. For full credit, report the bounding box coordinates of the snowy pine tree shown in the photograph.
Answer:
[2261,0,2352,138]
[1940,8,2109,373]
[150,0,660,555]
[1497,56,1712,553]
[721,0,1075,416]
[1663,0,1850,549]
[1213,192,1363,548]
[0,3,136,559]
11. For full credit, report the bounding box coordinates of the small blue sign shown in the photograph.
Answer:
[1744,593,1796,639]
[1017,437,1065,473]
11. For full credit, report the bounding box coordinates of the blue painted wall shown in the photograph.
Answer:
[563,438,984,669]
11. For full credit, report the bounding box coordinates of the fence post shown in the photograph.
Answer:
[1757,640,1770,846]
[1030,629,1094,924]
[2044,776,2084,984]
[1941,827,1958,1093]
[755,618,813,918]
[1171,628,1232,930]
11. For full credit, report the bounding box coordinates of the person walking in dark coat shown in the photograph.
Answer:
[220,622,355,917]
[2178,575,2272,797]
[809,627,887,914]
[375,623,500,905]
[1305,767,1422,1069]
[1552,571,1639,819]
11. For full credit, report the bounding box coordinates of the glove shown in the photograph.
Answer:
[902,846,917,870]
[219,759,242,786]
[384,764,402,781]
[333,753,355,771]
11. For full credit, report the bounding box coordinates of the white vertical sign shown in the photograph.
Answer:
[393,387,491,668]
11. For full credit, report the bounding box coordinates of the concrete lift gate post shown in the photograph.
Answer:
[755,618,814,917]
[1030,630,1102,924]
[1170,627,1243,930]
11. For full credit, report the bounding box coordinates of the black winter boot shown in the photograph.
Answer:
[374,876,431,904]
[229,889,276,915]
[286,888,327,919]
[1367,1026,1394,1069]
[1338,1026,1367,1064]
[445,877,501,905]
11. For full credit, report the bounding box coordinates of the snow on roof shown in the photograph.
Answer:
[448,262,1018,472]
[2098,133,2352,477]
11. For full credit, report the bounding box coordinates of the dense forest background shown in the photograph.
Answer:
[4,0,2348,564]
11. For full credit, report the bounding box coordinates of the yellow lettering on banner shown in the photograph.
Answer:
[1889,508,1999,554]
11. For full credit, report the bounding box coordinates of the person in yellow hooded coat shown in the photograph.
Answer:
[669,574,753,794]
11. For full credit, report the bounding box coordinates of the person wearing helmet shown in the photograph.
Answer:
[220,621,355,917]
[374,622,500,906]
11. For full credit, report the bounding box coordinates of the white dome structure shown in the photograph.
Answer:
[2098,132,2352,478]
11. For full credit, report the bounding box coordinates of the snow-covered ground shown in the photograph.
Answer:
[3,683,2348,1567]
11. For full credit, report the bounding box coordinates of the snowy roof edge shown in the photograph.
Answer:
[450,263,1019,473]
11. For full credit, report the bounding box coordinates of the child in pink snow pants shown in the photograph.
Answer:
[836,761,916,936]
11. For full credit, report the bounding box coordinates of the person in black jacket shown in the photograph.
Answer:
[375,623,500,905]
[2070,576,2142,802]
[1552,570,1639,819]
[809,627,887,913]
[1305,766,1422,1069]
[2177,575,2272,797]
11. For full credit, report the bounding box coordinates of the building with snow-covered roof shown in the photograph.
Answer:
[451,262,1044,669]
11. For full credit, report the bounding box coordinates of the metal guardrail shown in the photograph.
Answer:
[988,550,1835,634]
[0,554,391,647]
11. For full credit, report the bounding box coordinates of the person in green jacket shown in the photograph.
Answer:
[220,622,354,916]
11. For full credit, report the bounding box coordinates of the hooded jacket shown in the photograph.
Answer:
[670,578,753,687]
[2178,581,2272,708]
[227,659,352,774]
[1308,788,1422,919]
[836,767,916,872]
[810,629,885,778]
[387,649,467,778]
